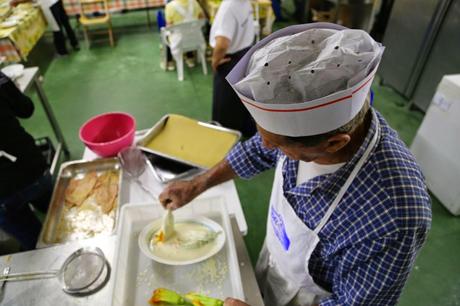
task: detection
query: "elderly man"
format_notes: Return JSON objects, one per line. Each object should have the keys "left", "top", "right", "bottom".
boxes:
{"left": 160, "top": 23, "right": 431, "bottom": 306}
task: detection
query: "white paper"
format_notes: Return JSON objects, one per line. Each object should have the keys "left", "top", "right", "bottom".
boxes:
{"left": 235, "top": 28, "right": 383, "bottom": 104}
{"left": 226, "top": 23, "right": 383, "bottom": 137}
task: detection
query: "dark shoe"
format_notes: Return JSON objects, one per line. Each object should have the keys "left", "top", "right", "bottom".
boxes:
{"left": 55, "top": 52, "right": 69, "bottom": 58}
{"left": 72, "top": 45, "right": 80, "bottom": 51}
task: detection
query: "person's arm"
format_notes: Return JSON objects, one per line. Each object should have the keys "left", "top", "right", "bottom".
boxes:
{"left": 9, "top": 0, "right": 32, "bottom": 7}
{"left": 159, "top": 158, "right": 236, "bottom": 209}
{"left": 319, "top": 228, "right": 428, "bottom": 306}
{"left": 0, "top": 73, "right": 34, "bottom": 118}
{"left": 159, "top": 133, "right": 280, "bottom": 209}
{"left": 194, "top": 0, "right": 205, "bottom": 19}
{"left": 211, "top": 36, "right": 231, "bottom": 72}
{"left": 224, "top": 298, "right": 250, "bottom": 306}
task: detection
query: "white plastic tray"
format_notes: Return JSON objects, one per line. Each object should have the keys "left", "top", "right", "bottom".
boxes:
{"left": 110, "top": 197, "right": 245, "bottom": 306}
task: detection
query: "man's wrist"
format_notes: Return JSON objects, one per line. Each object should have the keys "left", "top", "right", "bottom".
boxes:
{"left": 191, "top": 172, "right": 211, "bottom": 196}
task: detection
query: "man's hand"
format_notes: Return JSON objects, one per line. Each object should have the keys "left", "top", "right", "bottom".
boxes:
{"left": 224, "top": 298, "right": 250, "bottom": 306}
{"left": 158, "top": 159, "right": 237, "bottom": 210}
{"left": 212, "top": 57, "right": 231, "bottom": 71}
{"left": 212, "top": 36, "right": 231, "bottom": 72}
{"left": 159, "top": 179, "right": 203, "bottom": 210}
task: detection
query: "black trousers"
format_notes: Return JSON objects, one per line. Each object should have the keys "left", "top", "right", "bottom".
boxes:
{"left": 212, "top": 47, "right": 256, "bottom": 138}
{"left": 0, "top": 173, "right": 52, "bottom": 251}
{"left": 50, "top": 0, "right": 78, "bottom": 54}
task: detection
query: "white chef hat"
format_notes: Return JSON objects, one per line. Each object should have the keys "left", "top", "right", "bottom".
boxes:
{"left": 226, "top": 23, "right": 385, "bottom": 137}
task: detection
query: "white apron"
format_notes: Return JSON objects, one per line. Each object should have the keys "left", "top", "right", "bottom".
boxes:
{"left": 256, "top": 111, "right": 380, "bottom": 306}
{"left": 39, "top": 0, "right": 60, "bottom": 32}
{"left": 169, "top": 0, "right": 195, "bottom": 54}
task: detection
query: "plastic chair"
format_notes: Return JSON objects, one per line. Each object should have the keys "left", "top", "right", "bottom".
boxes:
{"left": 79, "top": 0, "right": 114, "bottom": 48}
{"left": 160, "top": 19, "right": 208, "bottom": 81}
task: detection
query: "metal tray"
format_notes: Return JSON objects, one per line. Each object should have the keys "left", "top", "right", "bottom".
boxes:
{"left": 137, "top": 114, "right": 241, "bottom": 178}
{"left": 110, "top": 197, "right": 244, "bottom": 306}
{"left": 37, "top": 158, "right": 123, "bottom": 248}
{"left": 141, "top": 149, "right": 202, "bottom": 184}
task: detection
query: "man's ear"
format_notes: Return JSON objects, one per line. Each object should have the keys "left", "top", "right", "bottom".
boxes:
{"left": 324, "top": 134, "right": 351, "bottom": 153}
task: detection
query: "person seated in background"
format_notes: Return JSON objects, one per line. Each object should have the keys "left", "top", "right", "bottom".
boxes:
{"left": 0, "top": 72, "right": 53, "bottom": 251}
{"left": 163, "top": 0, "right": 205, "bottom": 70}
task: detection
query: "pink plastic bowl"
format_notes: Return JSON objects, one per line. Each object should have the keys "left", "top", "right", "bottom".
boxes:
{"left": 79, "top": 112, "right": 136, "bottom": 157}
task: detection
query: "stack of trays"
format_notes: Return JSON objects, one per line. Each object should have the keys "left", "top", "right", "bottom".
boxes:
{"left": 137, "top": 114, "right": 241, "bottom": 183}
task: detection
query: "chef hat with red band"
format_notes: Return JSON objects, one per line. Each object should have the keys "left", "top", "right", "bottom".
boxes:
{"left": 226, "top": 23, "right": 384, "bottom": 137}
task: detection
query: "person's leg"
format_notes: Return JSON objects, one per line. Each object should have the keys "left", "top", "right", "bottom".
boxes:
{"left": 50, "top": 1, "right": 69, "bottom": 54}
{"left": 272, "top": 0, "right": 284, "bottom": 21}
{"left": 213, "top": 60, "right": 256, "bottom": 137}
{"left": 293, "top": 0, "right": 308, "bottom": 23}
{"left": 185, "top": 51, "right": 196, "bottom": 68}
{"left": 29, "top": 173, "right": 53, "bottom": 214}
{"left": 166, "top": 47, "right": 175, "bottom": 70}
{"left": 212, "top": 66, "right": 226, "bottom": 123}
{"left": 167, "top": 47, "right": 173, "bottom": 62}
{"left": 0, "top": 173, "right": 53, "bottom": 250}
{"left": 55, "top": 0, "right": 79, "bottom": 49}
{"left": 52, "top": 30, "right": 68, "bottom": 55}
{"left": 0, "top": 197, "right": 43, "bottom": 251}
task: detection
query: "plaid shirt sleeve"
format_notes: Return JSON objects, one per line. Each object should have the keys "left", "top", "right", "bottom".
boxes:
{"left": 320, "top": 228, "right": 429, "bottom": 306}
{"left": 226, "top": 133, "right": 279, "bottom": 179}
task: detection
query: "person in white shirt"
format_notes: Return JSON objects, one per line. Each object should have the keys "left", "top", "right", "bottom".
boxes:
{"left": 209, "top": 0, "right": 256, "bottom": 137}
{"left": 11, "top": 0, "right": 79, "bottom": 55}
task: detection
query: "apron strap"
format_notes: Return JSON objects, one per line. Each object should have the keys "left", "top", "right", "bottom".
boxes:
{"left": 0, "top": 150, "right": 17, "bottom": 162}
{"left": 314, "top": 110, "right": 381, "bottom": 234}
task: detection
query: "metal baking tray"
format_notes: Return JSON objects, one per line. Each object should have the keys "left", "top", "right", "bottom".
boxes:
{"left": 110, "top": 197, "right": 244, "bottom": 305}
{"left": 141, "top": 149, "right": 202, "bottom": 183}
{"left": 37, "top": 158, "right": 123, "bottom": 248}
{"left": 137, "top": 114, "right": 241, "bottom": 182}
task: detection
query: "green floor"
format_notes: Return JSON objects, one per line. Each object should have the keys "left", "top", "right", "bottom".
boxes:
{"left": 20, "top": 12, "right": 460, "bottom": 306}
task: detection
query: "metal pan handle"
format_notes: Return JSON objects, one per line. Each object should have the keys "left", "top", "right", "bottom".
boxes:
{"left": 0, "top": 270, "right": 59, "bottom": 282}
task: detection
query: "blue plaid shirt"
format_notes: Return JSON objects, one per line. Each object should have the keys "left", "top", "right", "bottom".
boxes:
{"left": 227, "top": 110, "right": 431, "bottom": 306}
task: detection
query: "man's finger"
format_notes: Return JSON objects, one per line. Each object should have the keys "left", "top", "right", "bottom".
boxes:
{"left": 219, "top": 57, "right": 231, "bottom": 65}
{"left": 224, "top": 298, "right": 250, "bottom": 306}
{"left": 159, "top": 189, "right": 173, "bottom": 208}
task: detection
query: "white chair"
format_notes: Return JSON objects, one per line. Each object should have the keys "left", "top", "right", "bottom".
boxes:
{"left": 160, "top": 19, "right": 208, "bottom": 81}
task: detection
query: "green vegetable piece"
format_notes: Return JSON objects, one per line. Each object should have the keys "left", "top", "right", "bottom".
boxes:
{"left": 184, "top": 293, "right": 224, "bottom": 306}
{"left": 149, "top": 288, "right": 186, "bottom": 305}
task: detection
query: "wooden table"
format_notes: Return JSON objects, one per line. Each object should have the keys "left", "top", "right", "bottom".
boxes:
{"left": 0, "top": 5, "right": 47, "bottom": 63}
{"left": 63, "top": 0, "right": 165, "bottom": 16}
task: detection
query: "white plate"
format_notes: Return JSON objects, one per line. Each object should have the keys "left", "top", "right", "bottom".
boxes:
{"left": 0, "top": 19, "right": 17, "bottom": 28}
{"left": 138, "top": 215, "right": 226, "bottom": 265}
{"left": 1, "top": 63, "right": 24, "bottom": 80}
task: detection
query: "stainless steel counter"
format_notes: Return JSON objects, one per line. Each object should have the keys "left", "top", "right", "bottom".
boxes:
{"left": 0, "top": 218, "right": 263, "bottom": 306}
